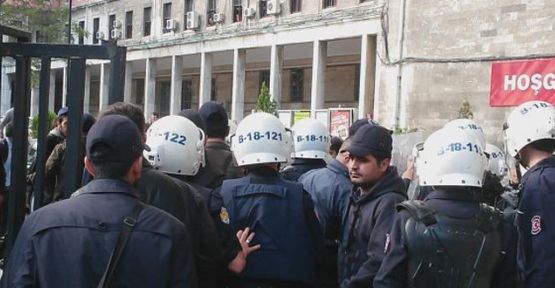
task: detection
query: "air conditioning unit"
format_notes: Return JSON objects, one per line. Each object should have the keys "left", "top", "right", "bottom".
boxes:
{"left": 267, "top": 0, "right": 281, "bottom": 15}
{"left": 165, "top": 19, "right": 177, "bottom": 31}
{"left": 112, "top": 20, "right": 122, "bottom": 29}
{"left": 243, "top": 7, "right": 256, "bottom": 18}
{"left": 186, "top": 11, "right": 200, "bottom": 29}
{"left": 110, "top": 29, "right": 122, "bottom": 39}
{"left": 95, "top": 31, "right": 105, "bottom": 40}
{"left": 213, "top": 13, "right": 224, "bottom": 23}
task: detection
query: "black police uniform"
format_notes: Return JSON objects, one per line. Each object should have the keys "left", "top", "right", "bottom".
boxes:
{"left": 516, "top": 156, "right": 555, "bottom": 287}
{"left": 211, "top": 166, "right": 322, "bottom": 287}
{"left": 374, "top": 189, "right": 518, "bottom": 288}
{"left": 137, "top": 162, "right": 223, "bottom": 288}
{"left": 281, "top": 158, "right": 327, "bottom": 182}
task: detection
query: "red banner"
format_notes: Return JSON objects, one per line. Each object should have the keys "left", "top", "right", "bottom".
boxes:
{"left": 490, "top": 59, "right": 555, "bottom": 106}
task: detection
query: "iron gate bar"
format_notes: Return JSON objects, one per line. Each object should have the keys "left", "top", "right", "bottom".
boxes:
{"left": 32, "top": 57, "right": 52, "bottom": 211}
{"left": 5, "top": 56, "right": 32, "bottom": 258}
{"left": 63, "top": 58, "right": 86, "bottom": 199}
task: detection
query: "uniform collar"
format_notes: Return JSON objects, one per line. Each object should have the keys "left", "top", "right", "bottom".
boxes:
{"left": 79, "top": 178, "right": 139, "bottom": 198}
{"left": 424, "top": 188, "right": 479, "bottom": 203}
{"left": 328, "top": 159, "right": 349, "bottom": 177}
{"left": 205, "top": 140, "right": 230, "bottom": 150}
{"left": 522, "top": 155, "right": 555, "bottom": 184}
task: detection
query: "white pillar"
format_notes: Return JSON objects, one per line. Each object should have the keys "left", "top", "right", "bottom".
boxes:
{"left": 0, "top": 70, "right": 11, "bottom": 114}
{"left": 270, "top": 45, "right": 283, "bottom": 108}
{"left": 144, "top": 58, "right": 157, "bottom": 119}
{"left": 99, "top": 63, "right": 110, "bottom": 111}
{"left": 358, "top": 35, "right": 377, "bottom": 119}
{"left": 62, "top": 65, "right": 68, "bottom": 106}
{"left": 30, "top": 86, "right": 39, "bottom": 117}
{"left": 124, "top": 62, "right": 133, "bottom": 103}
{"left": 48, "top": 70, "right": 55, "bottom": 112}
{"left": 231, "top": 49, "right": 246, "bottom": 121}
{"left": 198, "top": 52, "right": 212, "bottom": 108}
{"left": 170, "top": 55, "right": 183, "bottom": 115}
{"left": 310, "top": 40, "right": 327, "bottom": 116}
{"left": 83, "top": 66, "right": 91, "bottom": 113}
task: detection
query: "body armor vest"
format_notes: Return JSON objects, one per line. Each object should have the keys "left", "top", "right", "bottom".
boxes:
{"left": 399, "top": 200, "right": 502, "bottom": 288}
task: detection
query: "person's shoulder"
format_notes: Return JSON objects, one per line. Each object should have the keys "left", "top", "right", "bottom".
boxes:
{"left": 139, "top": 204, "right": 187, "bottom": 236}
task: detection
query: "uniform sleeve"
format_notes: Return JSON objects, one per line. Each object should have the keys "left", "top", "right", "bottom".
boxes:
{"left": 169, "top": 227, "right": 199, "bottom": 288}
{"left": 1, "top": 219, "right": 37, "bottom": 288}
{"left": 209, "top": 187, "right": 241, "bottom": 266}
{"left": 302, "top": 190, "right": 324, "bottom": 249}
{"left": 373, "top": 211, "right": 411, "bottom": 288}
{"left": 331, "top": 178, "right": 352, "bottom": 240}
{"left": 194, "top": 193, "right": 224, "bottom": 288}
{"left": 491, "top": 217, "right": 518, "bottom": 288}
{"left": 516, "top": 171, "right": 555, "bottom": 287}
{"left": 342, "top": 195, "right": 404, "bottom": 288}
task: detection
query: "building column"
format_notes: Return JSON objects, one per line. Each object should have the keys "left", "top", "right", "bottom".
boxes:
{"left": 62, "top": 65, "right": 68, "bottom": 106}
{"left": 124, "top": 62, "right": 133, "bottom": 103}
{"left": 30, "top": 86, "right": 39, "bottom": 117}
{"left": 310, "top": 40, "right": 327, "bottom": 116}
{"left": 231, "top": 49, "right": 246, "bottom": 121}
{"left": 83, "top": 66, "right": 91, "bottom": 113}
{"left": 99, "top": 63, "right": 110, "bottom": 111}
{"left": 270, "top": 45, "right": 283, "bottom": 108}
{"left": 358, "top": 35, "right": 377, "bottom": 119}
{"left": 144, "top": 58, "right": 157, "bottom": 119}
{"left": 48, "top": 70, "right": 55, "bottom": 112}
{"left": 198, "top": 52, "right": 212, "bottom": 108}
{"left": 170, "top": 55, "right": 183, "bottom": 115}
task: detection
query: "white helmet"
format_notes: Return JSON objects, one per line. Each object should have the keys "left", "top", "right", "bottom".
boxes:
{"left": 232, "top": 112, "right": 291, "bottom": 166}
{"left": 484, "top": 143, "right": 507, "bottom": 178}
{"left": 443, "top": 118, "right": 486, "bottom": 148}
{"left": 144, "top": 115, "right": 205, "bottom": 176}
{"left": 291, "top": 118, "right": 330, "bottom": 159}
{"left": 504, "top": 100, "right": 555, "bottom": 157}
{"left": 419, "top": 127, "right": 487, "bottom": 187}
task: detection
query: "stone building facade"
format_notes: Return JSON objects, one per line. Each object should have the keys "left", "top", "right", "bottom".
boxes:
{"left": 2, "top": 0, "right": 555, "bottom": 143}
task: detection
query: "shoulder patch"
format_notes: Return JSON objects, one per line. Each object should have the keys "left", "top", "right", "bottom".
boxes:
{"left": 220, "top": 207, "right": 230, "bottom": 225}
{"left": 531, "top": 215, "right": 542, "bottom": 235}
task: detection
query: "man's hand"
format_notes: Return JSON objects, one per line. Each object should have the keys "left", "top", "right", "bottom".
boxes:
{"left": 227, "top": 227, "right": 261, "bottom": 273}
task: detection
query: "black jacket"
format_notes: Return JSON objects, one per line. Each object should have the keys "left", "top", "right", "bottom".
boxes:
{"left": 281, "top": 158, "right": 327, "bottom": 182}
{"left": 137, "top": 162, "right": 223, "bottom": 288}
{"left": 338, "top": 166, "right": 407, "bottom": 288}
{"left": 192, "top": 141, "right": 243, "bottom": 189}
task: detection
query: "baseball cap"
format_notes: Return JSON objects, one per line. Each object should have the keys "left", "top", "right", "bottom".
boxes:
{"left": 347, "top": 124, "right": 393, "bottom": 158}
{"left": 86, "top": 115, "right": 146, "bottom": 163}
{"left": 57, "top": 107, "right": 69, "bottom": 117}
{"left": 199, "top": 101, "right": 229, "bottom": 137}
{"left": 178, "top": 109, "right": 206, "bottom": 132}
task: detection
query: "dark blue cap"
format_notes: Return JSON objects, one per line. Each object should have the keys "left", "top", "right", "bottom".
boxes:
{"left": 199, "top": 101, "right": 228, "bottom": 137}
{"left": 86, "top": 115, "right": 145, "bottom": 163}
{"left": 57, "top": 107, "right": 69, "bottom": 117}
{"left": 347, "top": 124, "right": 393, "bottom": 158}
{"left": 178, "top": 109, "right": 206, "bottom": 132}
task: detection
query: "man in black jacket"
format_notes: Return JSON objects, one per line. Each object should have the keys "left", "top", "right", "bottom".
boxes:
{"left": 99, "top": 102, "right": 223, "bottom": 287}
{"left": 338, "top": 124, "right": 407, "bottom": 288}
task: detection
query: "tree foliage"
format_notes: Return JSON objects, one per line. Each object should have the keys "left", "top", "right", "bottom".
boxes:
{"left": 0, "top": 0, "right": 69, "bottom": 44}
{"left": 255, "top": 82, "right": 277, "bottom": 115}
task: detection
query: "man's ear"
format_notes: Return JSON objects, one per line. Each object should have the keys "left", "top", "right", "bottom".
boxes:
{"left": 84, "top": 156, "right": 95, "bottom": 177}
{"left": 380, "top": 158, "right": 391, "bottom": 173}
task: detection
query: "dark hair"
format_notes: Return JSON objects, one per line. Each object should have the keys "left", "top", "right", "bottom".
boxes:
{"left": 4, "top": 123, "right": 13, "bottom": 138}
{"left": 57, "top": 114, "right": 68, "bottom": 125}
{"left": 370, "top": 152, "right": 389, "bottom": 164}
{"left": 89, "top": 143, "right": 134, "bottom": 180}
{"left": 480, "top": 171, "right": 504, "bottom": 206}
{"left": 100, "top": 102, "right": 145, "bottom": 133}
{"left": 330, "top": 136, "right": 343, "bottom": 154}
{"left": 528, "top": 139, "right": 555, "bottom": 154}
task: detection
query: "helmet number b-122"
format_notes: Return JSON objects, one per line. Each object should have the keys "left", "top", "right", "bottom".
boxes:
{"left": 163, "top": 131, "right": 187, "bottom": 145}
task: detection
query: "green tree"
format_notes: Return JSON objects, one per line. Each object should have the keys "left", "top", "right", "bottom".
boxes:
{"left": 30, "top": 111, "right": 56, "bottom": 138}
{"left": 255, "top": 82, "right": 277, "bottom": 115}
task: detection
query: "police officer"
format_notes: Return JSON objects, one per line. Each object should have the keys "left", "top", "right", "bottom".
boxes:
{"left": 144, "top": 115, "right": 224, "bottom": 288}
{"left": 1, "top": 115, "right": 196, "bottom": 287}
{"left": 212, "top": 112, "right": 321, "bottom": 287}
{"left": 504, "top": 100, "right": 555, "bottom": 287}
{"left": 373, "top": 124, "right": 517, "bottom": 288}
{"left": 299, "top": 138, "right": 352, "bottom": 288}
{"left": 281, "top": 118, "right": 330, "bottom": 181}
{"left": 338, "top": 124, "right": 407, "bottom": 288}
{"left": 193, "top": 102, "right": 243, "bottom": 189}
